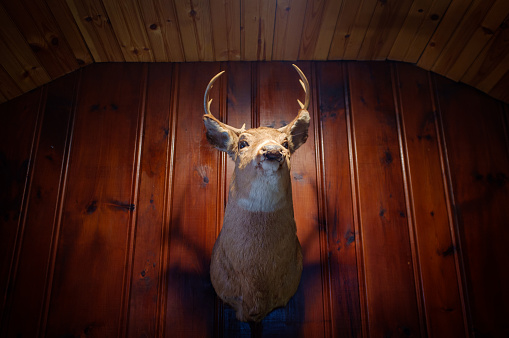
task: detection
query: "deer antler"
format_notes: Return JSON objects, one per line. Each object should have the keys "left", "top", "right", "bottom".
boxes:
{"left": 292, "top": 64, "right": 310, "bottom": 110}
{"left": 203, "top": 70, "right": 246, "bottom": 134}
{"left": 204, "top": 70, "right": 225, "bottom": 116}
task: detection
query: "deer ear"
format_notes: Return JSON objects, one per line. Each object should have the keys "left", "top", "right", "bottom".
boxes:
{"left": 203, "top": 114, "right": 239, "bottom": 156}
{"left": 279, "top": 110, "right": 310, "bottom": 152}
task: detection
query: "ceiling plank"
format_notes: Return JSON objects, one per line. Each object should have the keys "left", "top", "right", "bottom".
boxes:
{"left": 210, "top": 0, "right": 241, "bottom": 61}
{"left": 102, "top": 0, "right": 154, "bottom": 62}
{"left": 431, "top": 0, "right": 497, "bottom": 77}
{"left": 137, "top": 0, "right": 185, "bottom": 62}
{"left": 174, "top": 0, "right": 214, "bottom": 61}
{"left": 342, "top": 0, "right": 378, "bottom": 60}
{"left": 417, "top": 0, "right": 474, "bottom": 70}
{"left": 299, "top": 0, "right": 342, "bottom": 60}
{"left": 389, "top": 0, "right": 451, "bottom": 62}
{"left": 328, "top": 0, "right": 364, "bottom": 59}
{"left": 461, "top": 15, "right": 509, "bottom": 91}
{"left": 0, "top": 5, "right": 51, "bottom": 92}
{"left": 272, "top": 0, "right": 307, "bottom": 60}
{"left": 0, "top": 0, "right": 80, "bottom": 78}
{"left": 356, "top": 0, "right": 414, "bottom": 60}
{"left": 65, "top": 0, "right": 124, "bottom": 62}
{"left": 241, "top": 0, "right": 276, "bottom": 61}
{"left": 46, "top": 0, "right": 94, "bottom": 66}
{"left": 444, "top": 0, "right": 509, "bottom": 81}
{"left": 402, "top": 0, "right": 451, "bottom": 63}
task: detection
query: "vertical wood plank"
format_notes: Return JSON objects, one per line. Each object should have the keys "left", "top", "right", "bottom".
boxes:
{"left": 435, "top": 74, "right": 509, "bottom": 337}
{"left": 489, "top": 69, "right": 509, "bottom": 103}
{"left": 316, "top": 62, "right": 362, "bottom": 337}
{"left": 0, "top": 65, "right": 23, "bottom": 101}
{"left": 163, "top": 63, "right": 220, "bottom": 337}
{"left": 348, "top": 62, "right": 421, "bottom": 336}
{"left": 2, "top": 72, "right": 78, "bottom": 338}
{"left": 44, "top": 63, "right": 144, "bottom": 337}
{"left": 0, "top": 89, "right": 42, "bottom": 328}
{"left": 126, "top": 64, "right": 173, "bottom": 337}
{"left": 395, "top": 63, "right": 467, "bottom": 337}
{"left": 257, "top": 62, "right": 325, "bottom": 337}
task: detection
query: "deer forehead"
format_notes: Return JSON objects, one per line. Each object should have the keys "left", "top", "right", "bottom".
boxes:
{"left": 240, "top": 128, "right": 287, "bottom": 145}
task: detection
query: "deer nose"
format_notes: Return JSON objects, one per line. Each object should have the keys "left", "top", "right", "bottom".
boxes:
{"left": 262, "top": 145, "right": 283, "bottom": 161}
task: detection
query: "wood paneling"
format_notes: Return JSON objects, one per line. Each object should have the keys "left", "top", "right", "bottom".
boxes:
{"left": 1, "top": 0, "right": 509, "bottom": 105}
{"left": 2, "top": 72, "right": 77, "bottom": 337}
{"left": 1, "top": 61, "right": 508, "bottom": 337}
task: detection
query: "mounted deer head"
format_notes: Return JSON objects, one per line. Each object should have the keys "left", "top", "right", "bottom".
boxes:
{"left": 204, "top": 64, "right": 310, "bottom": 325}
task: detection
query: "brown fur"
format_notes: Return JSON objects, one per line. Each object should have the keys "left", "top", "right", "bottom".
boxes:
{"left": 204, "top": 109, "right": 310, "bottom": 322}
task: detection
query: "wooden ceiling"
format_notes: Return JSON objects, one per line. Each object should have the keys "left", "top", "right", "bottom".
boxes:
{"left": 0, "top": 0, "right": 508, "bottom": 105}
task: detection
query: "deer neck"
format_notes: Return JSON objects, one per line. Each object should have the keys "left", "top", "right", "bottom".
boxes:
{"left": 228, "top": 167, "right": 293, "bottom": 213}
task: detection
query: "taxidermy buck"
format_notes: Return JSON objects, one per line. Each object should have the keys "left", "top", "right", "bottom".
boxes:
{"left": 203, "top": 65, "right": 310, "bottom": 325}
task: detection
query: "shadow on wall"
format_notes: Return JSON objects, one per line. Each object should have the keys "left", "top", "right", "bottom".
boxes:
{"left": 162, "top": 175, "right": 324, "bottom": 337}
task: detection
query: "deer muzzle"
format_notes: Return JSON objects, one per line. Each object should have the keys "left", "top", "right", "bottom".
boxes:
{"left": 262, "top": 144, "right": 284, "bottom": 162}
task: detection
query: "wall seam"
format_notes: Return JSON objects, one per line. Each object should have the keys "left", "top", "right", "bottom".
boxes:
{"left": 118, "top": 63, "right": 149, "bottom": 338}
{"left": 344, "top": 62, "right": 368, "bottom": 338}
{"left": 157, "top": 62, "right": 179, "bottom": 338}
{"left": 0, "top": 85, "right": 46, "bottom": 335}
{"left": 391, "top": 63, "right": 428, "bottom": 337}
{"left": 39, "top": 68, "right": 82, "bottom": 337}
{"left": 429, "top": 72, "right": 471, "bottom": 337}
{"left": 311, "top": 61, "right": 333, "bottom": 338}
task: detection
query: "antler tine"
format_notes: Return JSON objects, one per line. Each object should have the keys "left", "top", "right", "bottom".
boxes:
{"left": 292, "top": 64, "right": 310, "bottom": 111}
{"left": 204, "top": 70, "right": 225, "bottom": 116}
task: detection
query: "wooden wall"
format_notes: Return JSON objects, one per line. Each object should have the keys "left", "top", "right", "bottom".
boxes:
{"left": 0, "top": 61, "right": 508, "bottom": 337}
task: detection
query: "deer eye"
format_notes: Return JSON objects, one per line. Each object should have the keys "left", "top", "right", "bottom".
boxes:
{"left": 282, "top": 141, "right": 289, "bottom": 149}
{"left": 239, "top": 140, "right": 249, "bottom": 149}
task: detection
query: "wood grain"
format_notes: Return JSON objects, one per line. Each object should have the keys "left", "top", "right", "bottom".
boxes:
{"left": 395, "top": 63, "right": 467, "bottom": 336}
{"left": 241, "top": 0, "right": 276, "bottom": 61}
{"left": 44, "top": 63, "right": 144, "bottom": 337}
{"left": 1, "top": 61, "right": 508, "bottom": 337}
{"left": 316, "top": 62, "right": 362, "bottom": 337}
{"left": 0, "top": 89, "right": 42, "bottom": 332}
{"left": 348, "top": 62, "right": 421, "bottom": 336}
{"left": 0, "top": 0, "right": 79, "bottom": 78}
{"left": 272, "top": 0, "right": 307, "bottom": 60}
{"left": 163, "top": 63, "right": 220, "bottom": 337}
{"left": 356, "top": 0, "right": 413, "bottom": 60}
{"left": 65, "top": 0, "right": 124, "bottom": 62}
{"left": 126, "top": 63, "right": 173, "bottom": 337}
{"left": 2, "top": 73, "right": 77, "bottom": 338}
{"left": 102, "top": 0, "right": 153, "bottom": 62}
{"left": 435, "top": 73, "right": 509, "bottom": 337}
{"left": 417, "top": 0, "right": 475, "bottom": 70}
